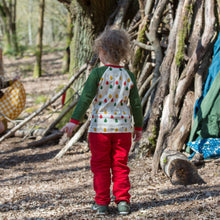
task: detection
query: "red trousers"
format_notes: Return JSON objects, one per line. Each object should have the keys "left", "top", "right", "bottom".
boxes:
{"left": 89, "top": 132, "right": 131, "bottom": 205}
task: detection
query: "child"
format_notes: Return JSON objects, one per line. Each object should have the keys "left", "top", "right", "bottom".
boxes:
{"left": 61, "top": 28, "right": 143, "bottom": 215}
{"left": 0, "top": 76, "right": 19, "bottom": 134}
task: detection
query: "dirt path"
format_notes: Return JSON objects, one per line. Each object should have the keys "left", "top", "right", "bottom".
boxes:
{"left": 0, "top": 53, "right": 219, "bottom": 219}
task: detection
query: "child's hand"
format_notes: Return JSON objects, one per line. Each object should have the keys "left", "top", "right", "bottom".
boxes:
{"left": 133, "top": 130, "right": 142, "bottom": 142}
{"left": 61, "top": 122, "right": 77, "bottom": 137}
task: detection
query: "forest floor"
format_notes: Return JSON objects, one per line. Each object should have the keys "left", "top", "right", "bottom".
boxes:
{"left": 0, "top": 51, "right": 219, "bottom": 220}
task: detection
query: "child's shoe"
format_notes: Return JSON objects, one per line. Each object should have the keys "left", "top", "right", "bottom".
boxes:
{"left": 91, "top": 202, "right": 109, "bottom": 215}
{"left": 117, "top": 201, "right": 131, "bottom": 215}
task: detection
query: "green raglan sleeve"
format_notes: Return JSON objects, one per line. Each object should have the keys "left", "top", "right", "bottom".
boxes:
{"left": 71, "top": 68, "right": 100, "bottom": 122}
{"left": 127, "top": 70, "right": 143, "bottom": 129}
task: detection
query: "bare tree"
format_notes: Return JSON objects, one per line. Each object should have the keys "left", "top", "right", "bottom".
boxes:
{"left": 33, "top": 0, "right": 45, "bottom": 78}
{"left": 0, "top": 0, "right": 18, "bottom": 54}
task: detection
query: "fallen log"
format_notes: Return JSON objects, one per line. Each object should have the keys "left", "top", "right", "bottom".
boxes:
{"left": 27, "top": 131, "right": 63, "bottom": 148}
{"left": 13, "top": 128, "right": 46, "bottom": 138}
{"left": 160, "top": 149, "right": 205, "bottom": 185}
{"left": 153, "top": 92, "right": 205, "bottom": 186}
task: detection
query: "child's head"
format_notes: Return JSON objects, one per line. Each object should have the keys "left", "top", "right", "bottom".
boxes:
{"left": 94, "top": 27, "right": 130, "bottom": 65}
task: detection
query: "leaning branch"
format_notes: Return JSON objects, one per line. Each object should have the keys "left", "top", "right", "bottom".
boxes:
{"left": 43, "top": 97, "right": 79, "bottom": 136}
{"left": 54, "top": 118, "right": 90, "bottom": 159}
{"left": 0, "top": 63, "right": 87, "bottom": 143}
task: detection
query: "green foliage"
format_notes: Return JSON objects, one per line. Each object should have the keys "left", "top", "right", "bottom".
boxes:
{"left": 163, "top": 157, "right": 167, "bottom": 164}
{"left": 35, "top": 95, "right": 48, "bottom": 104}
{"left": 148, "top": 126, "right": 157, "bottom": 150}
{"left": 3, "top": 47, "right": 15, "bottom": 56}
{"left": 0, "top": 0, "right": 68, "bottom": 57}
{"left": 24, "top": 106, "right": 39, "bottom": 113}
{"left": 16, "top": 0, "right": 68, "bottom": 47}
{"left": 19, "top": 64, "right": 34, "bottom": 78}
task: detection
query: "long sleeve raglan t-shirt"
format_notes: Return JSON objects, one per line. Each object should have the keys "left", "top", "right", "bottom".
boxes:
{"left": 70, "top": 65, "right": 143, "bottom": 133}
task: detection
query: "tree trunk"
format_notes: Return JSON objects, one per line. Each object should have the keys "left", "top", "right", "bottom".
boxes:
{"left": 33, "top": 0, "right": 45, "bottom": 78}
{"left": 0, "top": 48, "right": 4, "bottom": 76}
{"left": 62, "top": 11, "right": 73, "bottom": 74}
{"left": 10, "top": 0, "right": 18, "bottom": 53}
{"left": 0, "top": 0, "right": 18, "bottom": 54}
{"left": 28, "top": 0, "right": 33, "bottom": 45}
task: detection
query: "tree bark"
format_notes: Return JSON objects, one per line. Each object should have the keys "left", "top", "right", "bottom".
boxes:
{"left": 151, "top": 0, "right": 216, "bottom": 174}
{"left": 167, "top": 91, "right": 194, "bottom": 152}
{"left": 62, "top": 11, "right": 73, "bottom": 74}
{"left": 0, "top": 48, "right": 4, "bottom": 76}
{"left": 33, "top": 0, "right": 45, "bottom": 78}
{"left": 160, "top": 149, "right": 205, "bottom": 185}
{"left": 175, "top": 0, "right": 216, "bottom": 108}
{"left": 0, "top": 0, "right": 18, "bottom": 54}
{"left": 141, "top": 0, "right": 184, "bottom": 151}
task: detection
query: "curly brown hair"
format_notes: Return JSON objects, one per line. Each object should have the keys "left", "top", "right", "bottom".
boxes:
{"left": 93, "top": 27, "right": 130, "bottom": 64}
